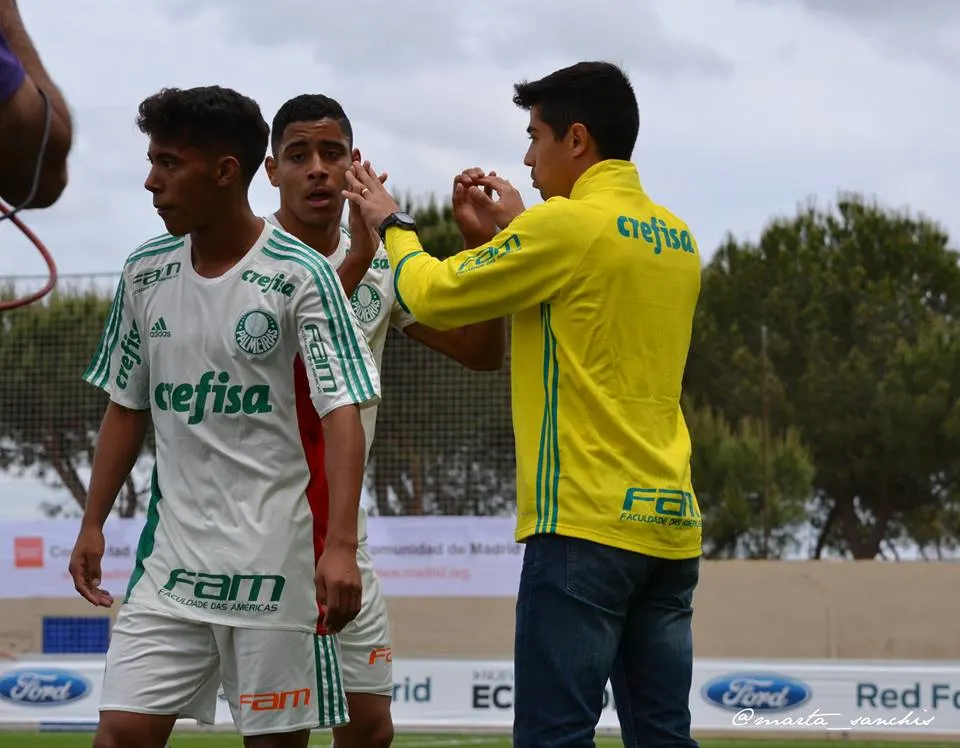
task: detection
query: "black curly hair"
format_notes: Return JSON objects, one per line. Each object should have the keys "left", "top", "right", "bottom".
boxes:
{"left": 136, "top": 85, "right": 269, "bottom": 187}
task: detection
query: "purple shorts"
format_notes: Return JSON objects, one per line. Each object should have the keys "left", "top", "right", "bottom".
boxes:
{"left": 0, "top": 30, "right": 26, "bottom": 102}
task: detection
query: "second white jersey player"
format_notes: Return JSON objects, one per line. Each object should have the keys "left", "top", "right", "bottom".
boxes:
{"left": 267, "top": 212, "right": 410, "bottom": 695}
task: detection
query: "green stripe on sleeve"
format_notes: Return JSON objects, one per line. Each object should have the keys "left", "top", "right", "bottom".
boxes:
{"left": 124, "top": 236, "right": 183, "bottom": 266}
{"left": 393, "top": 250, "right": 424, "bottom": 314}
{"left": 263, "top": 236, "right": 376, "bottom": 403}
{"left": 267, "top": 234, "right": 376, "bottom": 398}
{"left": 83, "top": 277, "right": 125, "bottom": 387}
{"left": 261, "top": 243, "right": 362, "bottom": 403}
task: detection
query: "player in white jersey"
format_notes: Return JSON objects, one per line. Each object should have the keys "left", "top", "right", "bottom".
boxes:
{"left": 67, "top": 86, "right": 381, "bottom": 748}
{"left": 262, "top": 94, "right": 507, "bottom": 748}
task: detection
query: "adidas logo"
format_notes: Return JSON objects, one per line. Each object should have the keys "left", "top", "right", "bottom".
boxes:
{"left": 150, "top": 317, "right": 171, "bottom": 338}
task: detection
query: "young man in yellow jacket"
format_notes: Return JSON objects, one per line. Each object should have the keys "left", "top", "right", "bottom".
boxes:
{"left": 345, "top": 61, "right": 703, "bottom": 748}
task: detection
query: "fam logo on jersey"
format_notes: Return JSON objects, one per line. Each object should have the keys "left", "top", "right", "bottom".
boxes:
{"left": 131, "top": 261, "right": 181, "bottom": 295}
{"left": 160, "top": 569, "right": 285, "bottom": 614}
{"left": 351, "top": 283, "right": 382, "bottom": 324}
{"left": 235, "top": 309, "right": 281, "bottom": 356}
{"left": 620, "top": 486, "right": 702, "bottom": 530}
{"left": 457, "top": 233, "right": 520, "bottom": 275}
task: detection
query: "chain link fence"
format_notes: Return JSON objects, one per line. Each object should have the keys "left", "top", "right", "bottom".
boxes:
{"left": 0, "top": 273, "right": 516, "bottom": 518}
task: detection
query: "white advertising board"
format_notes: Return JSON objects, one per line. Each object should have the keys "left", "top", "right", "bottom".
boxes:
{"left": 0, "top": 517, "right": 523, "bottom": 599}
{"left": 2, "top": 656, "right": 959, "bottom": 738}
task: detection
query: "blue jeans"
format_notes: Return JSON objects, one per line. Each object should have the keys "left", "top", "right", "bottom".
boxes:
{"left": 513, "top": 534, "right": 700, "bottom": 747}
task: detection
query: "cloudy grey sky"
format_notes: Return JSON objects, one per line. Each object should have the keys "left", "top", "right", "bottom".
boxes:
{"left": 1, "top": 0, "right": 957, "bottom": 283}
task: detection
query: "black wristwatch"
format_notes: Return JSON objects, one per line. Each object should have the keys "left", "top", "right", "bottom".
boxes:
{"left": 378, "top": 212, "right": 417, "bottom": 243}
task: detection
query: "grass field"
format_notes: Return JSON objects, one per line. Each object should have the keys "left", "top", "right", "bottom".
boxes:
{"left": 0, "top": 733, "right": 950, "bottom": 748}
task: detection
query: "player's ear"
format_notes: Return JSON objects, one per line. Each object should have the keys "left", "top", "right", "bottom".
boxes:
{"left": 265, "top": 156, "right": 280, "bottom": 187}
{"left": 215, "top": 156, "right": 242, "bottom": 187}
{"left": 568, "top": 123, "right": 589, "bottom": 159}
{"left": 351, "top": 148, "right": 361, "bottom": 164}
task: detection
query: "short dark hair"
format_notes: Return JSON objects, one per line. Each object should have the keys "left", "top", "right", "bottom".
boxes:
{"left": 513, "top": 61, "right": 639, "bottom": 162}
{"left": 271, "top": 94, "right": 353, "bottom": 155}
{"left": 136, "top": 85, "right": 269, "bottom": 187}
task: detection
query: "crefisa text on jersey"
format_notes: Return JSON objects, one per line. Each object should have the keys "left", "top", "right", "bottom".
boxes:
{"left": 616, "top": 215, "right": 697, "bottom": 255}
{"left": 153, "top": 371, "right": 272, "bottom": 425}
{"left": 241, "top": 269, "right": 297, "bottom": 297}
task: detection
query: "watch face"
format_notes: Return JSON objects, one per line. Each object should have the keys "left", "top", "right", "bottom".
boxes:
{"left": 379, "top": 212, "right": 416, "bottom": 239}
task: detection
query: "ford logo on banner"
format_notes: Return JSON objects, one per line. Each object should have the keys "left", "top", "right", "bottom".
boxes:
{"left": 0, "top": 668, "right": 91, "bottom": 706}
{"left": 701, "top": 673, "right": 811, "bottom": 712}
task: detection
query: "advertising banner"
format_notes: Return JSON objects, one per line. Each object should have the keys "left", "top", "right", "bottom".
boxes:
{"left": 365, "top": 516, "right": 522, "bottom": 597}
{"left": 0, "top": 520, "right": 143, "bottom": 600}
{"left": 0, "top": 517, "right": 524, "bottom": 599}
{"left": 2, "top": 656, "right": 958, "bottom": 738}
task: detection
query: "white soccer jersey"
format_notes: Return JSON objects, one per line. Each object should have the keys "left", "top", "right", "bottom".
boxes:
{"left": 83, "top": 221, "right": 381, "bottom": 633}
{"left": 265, "top": 214, "right": 416, "bottom": 462}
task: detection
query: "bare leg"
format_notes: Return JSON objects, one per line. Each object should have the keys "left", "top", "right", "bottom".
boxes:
{"left": 331, "top": 692, "right": 394, "bottom": 748}
{"left": 243, "top": 728, "right": 311, "bottom": 748}
{"left": 92, "top": 710, "right": 178, "bottom": 748}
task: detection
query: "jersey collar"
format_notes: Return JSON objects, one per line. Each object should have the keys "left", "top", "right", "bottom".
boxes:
{"left": 265, "top": 212, "right": 350, "bottom": 269}
{"left": 569, "top": 159, "right": 645, "bottom": 201}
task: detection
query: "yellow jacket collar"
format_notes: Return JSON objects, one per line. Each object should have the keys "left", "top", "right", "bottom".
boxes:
{"left": 570, "top": 159, "right": 644, "bottom": 201}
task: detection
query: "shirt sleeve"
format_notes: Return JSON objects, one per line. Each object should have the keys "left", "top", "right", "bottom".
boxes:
{"left": 81, "top": 272, "right": 151, "bottom": 410}
{"left": 383, "top": 201, "right": 590, "bottom": 330}
{"left": 294, "top": 254, "right": 382, "bottom": 419}
{"left": 389, "top": 290, "right": 417, "bottom": 332}
{"left": 0, "top": 32, "right": 26, "bottom": 102}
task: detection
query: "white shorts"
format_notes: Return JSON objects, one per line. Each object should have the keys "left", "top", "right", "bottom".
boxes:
{"left": 100, "top": 605, "right": 348, "bottom": 736}
{"left": 337, "top": 541, "right": 393, "bottom": 696}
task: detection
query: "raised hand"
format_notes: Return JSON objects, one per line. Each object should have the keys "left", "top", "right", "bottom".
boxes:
{"left": 342, "top": 160, "right": 401, "bottom": 232}
{"left": 452, "top": 167, "right": 499, "bottom": 248}
{"left": 469, "top": 173, "right": 526, "bottom": 231}
{"left": 348, "top": 167, "right": 389, "bottom": 258}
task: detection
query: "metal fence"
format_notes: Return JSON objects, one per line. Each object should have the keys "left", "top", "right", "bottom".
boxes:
{"left": 0, "top": 273, "right": 516, "bottom": 518}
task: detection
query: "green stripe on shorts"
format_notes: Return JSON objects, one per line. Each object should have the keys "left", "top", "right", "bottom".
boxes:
{"left": 313, "top": 634, "right": 348, "bottom": 727}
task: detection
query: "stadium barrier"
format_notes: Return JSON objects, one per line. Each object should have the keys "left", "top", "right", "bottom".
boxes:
{"left": 1, "top": 654, "right": 958, "bottom": 739}
{"left": 5, "top": 518, "right": 960, "bottom": 662}
{"left": 1, "top": 516, "right": 524, "bottom": 599}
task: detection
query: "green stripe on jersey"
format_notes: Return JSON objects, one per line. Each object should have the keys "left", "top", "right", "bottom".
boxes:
{"left": 261, "top": 242, "right": 360, "bottom": 402}
{"left": 535, "top": 303, "right": 561, "bottom": 533}
{"left": 125, "top": 465, "right": 163, "bottom": 601}
{"left": 393, "top": 250, "right": 424, "bottom": 315}
{"left": 547, "top": 304, "right": 561, "bottom": 532}
{"left": 83, "top": 276, "right": 126, "bottom": 387}
{"left": 266, "top": 233, "right": 375, "bottom": 398}
{"left": 125, "top": 235, "right": 183, "bottom": 266}
{"left": 267, "top": 232, "right": 375, "bottom": 396}
{"left": 262, "top": 236, "right": 375, "bottom": 403}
